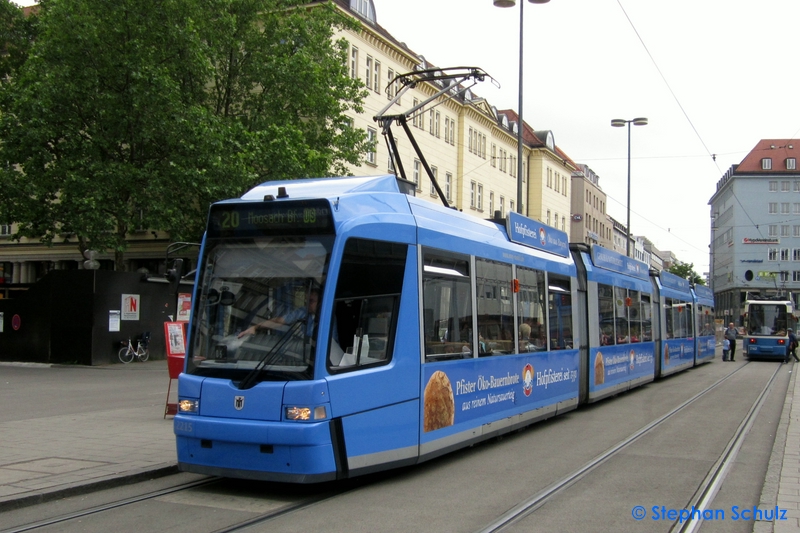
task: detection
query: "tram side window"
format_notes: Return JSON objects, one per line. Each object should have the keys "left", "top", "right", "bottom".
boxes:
{"left": 665, "top": 298, "right": 689, "bottom": 339}
{"left": 328, "top": 238, "right": 407, "bottom": 371}
{"left": 518, "top": 267, "right": 547, "bottom": 352}
{"left": 598, "top": 284, "right": 615, "bottom": 345}
{"left": 422, "top": 249, "right": 474, "bottom": 361}
{"left": 548, "top": 277, "right": 573, "bottom": 350}
{"left": 697, "top": 306, "right": 714, "bottom": 336}
{"left": 615, "top": 286, "right": 630, "bottom": 344}
{"left": 641, "top": 294, "right": 652, "bottom": 341}
{"left": 628, "top": 290, "right": 641, "bottom": 343}
{"left": 476, "top": 259, "right": 514, "bottom": 355}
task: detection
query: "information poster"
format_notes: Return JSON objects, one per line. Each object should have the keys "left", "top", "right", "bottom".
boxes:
{"left": 109, "top": 310, "right": 121, "bottom": 332}
{"left": 164, "top": 322, "right": 186, "bottom": 356}
{"left": 121, "top": 294, "right": 140, "bottom": 320}
{"left": 177, "top": 293, "right": 192, "bottom": 322}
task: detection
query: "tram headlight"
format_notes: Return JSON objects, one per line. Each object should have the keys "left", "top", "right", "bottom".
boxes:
{"left": 179, "top": 399, "right": 199, "bottom": 413}
{"left": 285, "top": 405, "right": 328, "bottom": 421}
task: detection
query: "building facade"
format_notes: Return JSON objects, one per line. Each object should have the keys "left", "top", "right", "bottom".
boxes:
{"left": 709, "top": 139, "right": 800, "bottom": 322}
{"left": 570, "top": 164, "right": 612, "bottom": 248}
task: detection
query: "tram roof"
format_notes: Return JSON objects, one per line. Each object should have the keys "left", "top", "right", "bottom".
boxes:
{"left": 240, "top": 175, "right": 406, "bottom": 201}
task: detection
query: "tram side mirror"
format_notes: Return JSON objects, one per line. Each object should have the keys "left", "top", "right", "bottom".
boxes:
{"left": 206, "top": 288, "right": 220, "bottom": 305}
{"left": 167, "top": 258, "right": 184, "bottom": 294}
{"left": 219, "top": 290, "right": 235, "bottom": 306}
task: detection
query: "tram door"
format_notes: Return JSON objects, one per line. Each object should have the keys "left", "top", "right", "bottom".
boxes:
{"left": 325, "top": 238, "right": 421, "bottom": 472}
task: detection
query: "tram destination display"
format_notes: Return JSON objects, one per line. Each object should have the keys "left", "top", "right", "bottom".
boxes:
{"left": 208, "top": 199, "right": 334, "bottom": 237}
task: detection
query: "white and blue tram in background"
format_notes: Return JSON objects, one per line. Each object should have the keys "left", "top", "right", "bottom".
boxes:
{"left": 743, "top": 297, "right": 797, "bottom": 360}
{"left": 174, "top": 175, "right": 716, "bottom": 483}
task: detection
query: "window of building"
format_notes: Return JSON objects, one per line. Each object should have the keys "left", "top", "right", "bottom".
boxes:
{"left": 412, "top": 99, "right": 420, "bottom": 128}
{"left": 430, "top": 166, "right": 438, "bottom": 197}
{"left": 386, "top": 68, "right": 394, "bottom": 99}
{"left": 783, "top": 181, "right": 792, "bottom": 192}
{"left": 793, "top": 249, "right": 800, "bottom": 261}
{"left": 510, "top": 155, "right": 516, "bottom": 178}
{"left": 782, "top": 202, "right": 791, "bottom": 214}
{"left": 477, "top": 184, "right": 483, "bottom": 211}
{"left": 770, "top": 181, "right": 778, "bottom": 192}
{"left": 780, "top": 271, "right": 790, "bottom": 282}
{"left": 782, "top": 248, "right": 790, "bottom": 261}
{"left": 788, "top": 158, "right": 797, "bottom": 170}
{"left": 365, "top": 56, "right": 372, "bottom": 91}
{"left": 445, "top": 172, "right": 452, "bottom": 201}
{"left": 489, "top": 191, "right": 494, "bottom": 215}
{"left": 547, "top": 210, "right": 551, "bottom": 226}
{"left": 769, "top": 202, "right": 778, "bottom": 214}
{"left": 491, "top": 144, "right": 497, "bottom": 167}
{"left": 445, "top": 117, "right": 450, "bottom": 144}
{"left": 771, "top": 248, "right": 780, "bottom": 260}
{"left": 795, "top": 226, "right": 800, "bottom": 237}
{"left": 448, "top": 117, "right": 455, "bottom": 145}
{"left": 763, "top": 158, "right": 773, "bottom": 170}
{"left": 500, "top": 196, "right": 505, "bottom": 218}
{"left": 350, "top": 46, "right": 358, "bottom": 79}
{"left": 769, "top": 225, "right": 778, "bottom": 237}
{"left": 794, "top": 271, "right": 800, "bottom": 282}
{"left": 470, "top": 181, "right": 476, "bottom": 208}
{"left": 373, "top": 61, "right": 381, "bottom": 93}
{"left": 413, "top": 159, "right": 421, "bottom": 187}
{"left": 0, "top": 224, "right": 10, "bottom": 236}
{"left": 366, "top": 127, "right": 377, "bottom": 165}
{"left": 783, "top": 225, "right": 791, "bottom": 237}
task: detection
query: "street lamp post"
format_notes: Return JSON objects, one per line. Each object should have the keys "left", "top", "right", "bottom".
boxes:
{"left": 494, "top": 0, "right": 550, "bottom": 214}
{"left": 611, "top": 117, "right": 648, "bottom": 258}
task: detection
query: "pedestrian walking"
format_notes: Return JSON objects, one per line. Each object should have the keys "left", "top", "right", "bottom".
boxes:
{"left": 786, "top": 328, "right": 799, "bottom": 364}
{"left": 722, "top": 338, "right": 730, "bottom": 361}
{"left": 724, "top": 322, "right": 738, "bottom": 362}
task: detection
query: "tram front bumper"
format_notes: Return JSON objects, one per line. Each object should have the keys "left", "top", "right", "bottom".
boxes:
{"left": 174, "top": 414, "right": 338, "bottom": 483}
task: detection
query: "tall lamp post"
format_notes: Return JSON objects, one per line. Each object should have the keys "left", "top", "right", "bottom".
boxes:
{"left": 611, "top": 117, "right": 648, "bottom": 257}
{"left": 494, "top": 0, "right": 550, "bottom": 214}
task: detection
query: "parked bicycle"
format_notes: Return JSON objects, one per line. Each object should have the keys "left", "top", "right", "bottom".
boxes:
{"left": 119, "top": 332, "right": 151, "bottom": 363}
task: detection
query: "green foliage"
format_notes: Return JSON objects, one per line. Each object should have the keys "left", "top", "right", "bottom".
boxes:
{"left": 0, "top": 0, "right": 368, "bottom": 266}
{"left": 668, "top": 262, "right": 705, "bottom": 285}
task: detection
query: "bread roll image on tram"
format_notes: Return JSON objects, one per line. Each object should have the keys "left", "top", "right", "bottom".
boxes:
{"left": 594, "top": 352, "right": 605, "bottom": 385}
{"left": 423, "top": 370, "right": 455, "bottom": 432}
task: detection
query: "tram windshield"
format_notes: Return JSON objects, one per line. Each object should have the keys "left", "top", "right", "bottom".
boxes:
{"left": 187, "top": 236, "right": 333, "bottom": 382}
{"left": 746, "top": 303, "right": 791, "bottom": 336}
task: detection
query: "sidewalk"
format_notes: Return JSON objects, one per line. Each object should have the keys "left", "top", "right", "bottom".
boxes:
{"left": 0, "top": 360, "right": 177, "bottom": 511}
{"left": 760, "top": 360, "right": 800, "bottom": 533}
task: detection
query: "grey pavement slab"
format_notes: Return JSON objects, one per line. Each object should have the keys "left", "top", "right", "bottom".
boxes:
{"left": 0, "top": 361, "right": 178, "bottom": 510}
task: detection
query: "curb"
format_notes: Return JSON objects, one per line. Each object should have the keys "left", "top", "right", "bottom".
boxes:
{"left": 0, "top": 463, "right": 179, "bottom": 513}
{"left": 753, "top": 365, "right": 797, "bottom": 533}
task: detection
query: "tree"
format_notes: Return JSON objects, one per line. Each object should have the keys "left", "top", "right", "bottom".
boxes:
{"left": 0, "top": 0, "right": 368, "bottom": 268}
{"left": 0, "top": 0, "right": 38, "bottom": 80}
{"left": 668, "top": 262, "right": 705, "bottom": 285}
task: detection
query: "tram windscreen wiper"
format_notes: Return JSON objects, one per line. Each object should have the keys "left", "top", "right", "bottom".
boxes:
{"left": 237, "top": 320, "right": 304, "bottom": 390}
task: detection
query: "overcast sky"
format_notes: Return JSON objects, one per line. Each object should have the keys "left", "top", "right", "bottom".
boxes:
{"left": 372, "top": 0, "right": 800, "bottom": 275}
{"left": 14, "top": 0, "right": 799, "bottom": 275}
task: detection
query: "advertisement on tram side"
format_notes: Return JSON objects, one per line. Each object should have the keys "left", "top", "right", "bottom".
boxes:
{"left": 589, "top": 342, "right": 656, "bottom": 392}
{"left": 662, "top": 338, "right": 695, "bottom": 371}
{"left": 420, "top": 350, "right": 579, "bottom": 439}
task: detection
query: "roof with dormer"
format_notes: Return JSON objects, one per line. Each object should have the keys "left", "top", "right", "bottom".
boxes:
{"left": 736, "top": 139, "right": 800, "bottom": 173}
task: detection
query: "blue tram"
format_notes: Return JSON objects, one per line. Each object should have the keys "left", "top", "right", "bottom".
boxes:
{"left": 174, "top": 175, "right": 714, "bottom": 483}
{"left": 743, "top": 298, "right": 796, "bottom": 360}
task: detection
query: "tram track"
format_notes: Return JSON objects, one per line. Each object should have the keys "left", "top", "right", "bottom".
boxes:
{"left": 0, "top": 477, "right": 219, "bottom": 533}
{"left": 473, "top": 361, "right": 780, "bottom": 533}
